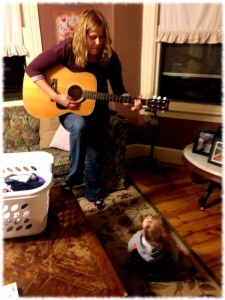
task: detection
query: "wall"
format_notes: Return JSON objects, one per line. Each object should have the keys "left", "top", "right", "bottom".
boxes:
{"left": 137, "top": 116, "right": 220, "bottom": 150}
{"left": 38, "top": 3, "right": 115, "bottom": 50}
{"left": 37, "top": 3, "right": 221, "bottom": 151}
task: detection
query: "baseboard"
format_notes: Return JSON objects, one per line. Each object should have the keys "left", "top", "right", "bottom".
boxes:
{"left": 126, "top": 144, "right": 184, "bottom": 165}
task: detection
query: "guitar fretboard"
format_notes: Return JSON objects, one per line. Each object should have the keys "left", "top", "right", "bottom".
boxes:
{"left": 83, "top": 90, "right": 169, "bottom": 112}
{"left": 84, "top": 91, "right": 134, "bottom": 104}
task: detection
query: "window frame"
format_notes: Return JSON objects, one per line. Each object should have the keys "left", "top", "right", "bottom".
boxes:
{"left": 3, "top": 3, "right": 42, "bottom": 107}
{"left": 140, "top": 4, "right": 222, "bottom": 124}
{"left": 3, "top": 55, "right": 26, "bottom": 102}
{"left": 158, "top": 42, "right": 222, "bottom": 105}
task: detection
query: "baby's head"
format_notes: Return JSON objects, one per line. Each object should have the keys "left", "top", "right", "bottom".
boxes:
{"left": 142, "top": 214, "right": 171, "bottom": 250}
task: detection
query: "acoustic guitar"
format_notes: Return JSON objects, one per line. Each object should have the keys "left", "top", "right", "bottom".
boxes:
{"left": 23, "top": 64, "right": 170, "bottom": 119}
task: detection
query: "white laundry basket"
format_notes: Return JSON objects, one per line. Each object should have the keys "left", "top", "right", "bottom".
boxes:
{"left": 2, "top": 151, "right": 54, "bottom": 238}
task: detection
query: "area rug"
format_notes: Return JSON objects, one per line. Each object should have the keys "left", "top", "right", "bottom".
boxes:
{"left": 75, "top": 182, "right": 222, "bottom": 297}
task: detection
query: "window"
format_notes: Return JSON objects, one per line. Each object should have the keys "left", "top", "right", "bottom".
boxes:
{"left": 3, "top": 56, "right": 26, "bottom": 101}
{"left": 158, "top": 43, "right": 222, "bottom": 105}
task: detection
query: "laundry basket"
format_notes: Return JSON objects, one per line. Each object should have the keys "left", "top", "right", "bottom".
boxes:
{"left": 2, "top": 151, "right": 54, "bottom": 238}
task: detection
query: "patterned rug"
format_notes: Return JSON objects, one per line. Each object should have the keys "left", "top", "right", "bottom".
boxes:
{"left": 75, "top": 181, "right": 222, "bottom": 297}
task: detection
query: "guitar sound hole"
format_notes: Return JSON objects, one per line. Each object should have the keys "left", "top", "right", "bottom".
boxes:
{"left": 68, "top": 85, "right": 83, "bottom": 100}
{"left": 56, "top": 85, "right": 83, "bottom": 110}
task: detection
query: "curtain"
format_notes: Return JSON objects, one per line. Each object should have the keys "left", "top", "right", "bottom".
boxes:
{"left": 3, "top": 3, "right": 28, "bottom": 57}
{"left": 157, "top": 3, "right": 222, "bottom": 44}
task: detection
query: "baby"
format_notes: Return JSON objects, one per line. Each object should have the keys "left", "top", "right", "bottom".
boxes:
{"left": 128, "top": 214, "right": 180, "bottom": 280}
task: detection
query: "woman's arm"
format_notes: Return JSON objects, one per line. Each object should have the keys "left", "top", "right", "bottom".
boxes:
{"left": 109, "top": 51, "right": 142, "bottom": 111}
{"left": 34, "top": 78, "right": 78, "bottom": 109}
{"left": 26, "top": 39, "right": 78, "bottom": 109}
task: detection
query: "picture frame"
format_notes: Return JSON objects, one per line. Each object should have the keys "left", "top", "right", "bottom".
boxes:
{"left": 208, "top": 138, "right": 223, "bottom": 167}
{"left": 193, "top": 129, "right": 215, "bottom": 156}
{"left": 54, "top": 11, "right": 80, "bottom": 42}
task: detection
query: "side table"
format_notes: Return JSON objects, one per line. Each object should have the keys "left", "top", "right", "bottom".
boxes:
{"left": 183, "top": 143, "right": 222, "bottom": 210}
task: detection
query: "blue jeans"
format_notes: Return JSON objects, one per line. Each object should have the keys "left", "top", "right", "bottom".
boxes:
{"left": 59, "top": 104, "right": 110, "bottom": 202}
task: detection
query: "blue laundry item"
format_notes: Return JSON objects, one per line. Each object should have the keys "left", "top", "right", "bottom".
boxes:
{"left": 5, "top": 175, "right": 46, "bottom": 191}
{"left": 36, "top": 176, "right": 45, "bottom": 184}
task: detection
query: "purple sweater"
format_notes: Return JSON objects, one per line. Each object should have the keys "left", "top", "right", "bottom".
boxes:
{"left": 25, "top": 38, "right": 127, "bottom": 96}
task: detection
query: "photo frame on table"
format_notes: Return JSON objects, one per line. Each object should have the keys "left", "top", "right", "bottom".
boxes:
{"left": 193, "top": 129, "right": 215, "bottom": 156}
{"left": 208, "top": 138, "right": 223, "bottom": 167}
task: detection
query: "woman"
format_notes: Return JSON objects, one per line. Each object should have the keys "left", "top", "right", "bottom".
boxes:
{"left": 26, "top": 9, "right": 142, "bottom": 210}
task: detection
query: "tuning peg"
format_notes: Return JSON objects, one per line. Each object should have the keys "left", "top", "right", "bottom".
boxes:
{"left": 156, "top": 96, "right": 161, "bottom": 103}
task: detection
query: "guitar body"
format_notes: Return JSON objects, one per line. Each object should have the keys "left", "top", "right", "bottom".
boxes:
{"left": 23, "top": 65, "right": 97, "bottom": 118}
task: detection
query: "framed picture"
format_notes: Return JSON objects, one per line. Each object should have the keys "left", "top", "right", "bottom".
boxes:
{"left": 54, "top": 12, "right": 80, "bottom": 42}
{"left": 193, "top": 130, "right": 215, "bottom": 156}
{"left": 208, "top": 138, "right": 223, "bottom": 166}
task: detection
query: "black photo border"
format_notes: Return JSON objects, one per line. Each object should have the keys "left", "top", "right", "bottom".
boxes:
{"left": 208, "top": 138, "right": 222, "bottom": 167}
{"left": 193, "top": 129, "right": 216, "bottom": 156}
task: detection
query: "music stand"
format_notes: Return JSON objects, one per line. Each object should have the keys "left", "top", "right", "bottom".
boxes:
{"left": 142, "top": 96, "right": 170, "bottom": 179}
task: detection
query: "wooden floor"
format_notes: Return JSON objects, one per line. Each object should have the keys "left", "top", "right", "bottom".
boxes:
{"left": 126, "top": 159, "right": 222, "bottom": 282}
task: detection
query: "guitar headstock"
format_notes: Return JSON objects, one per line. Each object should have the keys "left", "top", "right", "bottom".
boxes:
{"left": 143, "top": 96, "right": 170, "bottom": 113}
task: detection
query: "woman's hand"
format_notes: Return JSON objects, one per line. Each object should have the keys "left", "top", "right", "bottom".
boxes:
{"left": 131, "top": 95, "right": 143, "bottom": 111}
{"left": 123, "top": 94, "right": 143, "bottom": 111}
{"left": 54, "top": 94, "right": 80, "bottom": 109}
{"left": 35, "top": 78, "right": 80, "bottom": 109}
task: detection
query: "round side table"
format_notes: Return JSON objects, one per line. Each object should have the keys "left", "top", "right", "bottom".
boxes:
{"left": 183, "top": 143, "right": 222, "bottom": 210}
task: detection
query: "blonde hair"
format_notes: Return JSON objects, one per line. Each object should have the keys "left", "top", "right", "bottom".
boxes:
{"left": 72, "top": 9, "right": 112, "bottom": 67}
{"left": 143, "top": 215, "right": 173, "bottom": 251}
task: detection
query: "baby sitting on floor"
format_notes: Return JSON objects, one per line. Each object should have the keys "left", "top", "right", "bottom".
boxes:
{"left": 128, "top": 214, "right": 183, "bottom": 280}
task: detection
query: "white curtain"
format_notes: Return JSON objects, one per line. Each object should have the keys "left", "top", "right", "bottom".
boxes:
{"left": 3, "top": 3, "right": 28, "bottom": 57}
{"left": 157, "top": 3, "right": 222, "bottom": 44}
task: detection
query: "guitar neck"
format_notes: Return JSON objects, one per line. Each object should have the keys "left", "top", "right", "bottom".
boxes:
{"left": 84, "top": 90, "right": 135, "bottom": 105}
{"left": 83, "top": 91, "right": 170, "bottom": 112}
